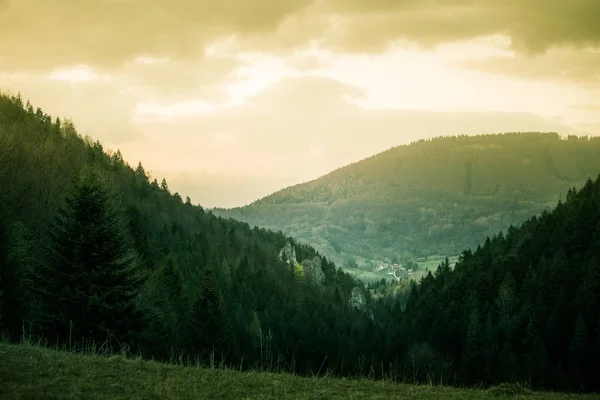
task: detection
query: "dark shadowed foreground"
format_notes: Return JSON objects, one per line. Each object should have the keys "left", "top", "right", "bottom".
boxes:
{"left": 0, "top": 342, "right": 595, "bottom": 400}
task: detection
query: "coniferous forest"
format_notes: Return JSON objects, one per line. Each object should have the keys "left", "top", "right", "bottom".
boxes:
{"left": 1, "top": 92, "right": 599, "bottom": 393}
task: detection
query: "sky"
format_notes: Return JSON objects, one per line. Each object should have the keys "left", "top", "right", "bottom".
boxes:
{"left": 1, "top": 0, "right": 599, "bottom": 208}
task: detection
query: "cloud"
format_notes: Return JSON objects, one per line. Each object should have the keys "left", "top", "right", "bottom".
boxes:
{"left": 129, "top": 76, "right": 588, "bottom": 207}
{"left": 0, "top": 48, "right": 256, "bottom": 144}
{"left": 2, "top": 1, "right": 600, "bottom": 73}
{"left": 319, "top": 0, "right": 600, "bottom": 54}
{"left": 119, "top": 56, "right": 244, "bottom": 104}
{"left": 0, "top": 70, "right": 144, "bottom": 145}
{"left": 0, "top": 0, "right": 314, "bottom": 71}
{"left": 227, "top": 1, "right": 600, "bottom": 59}
{"left": 456, "top": 46, "right": 600, "bottom": 86}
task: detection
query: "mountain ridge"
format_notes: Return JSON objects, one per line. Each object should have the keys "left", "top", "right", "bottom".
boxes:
{"left": 213, "top": 132, "right": 600, "bottom": 280}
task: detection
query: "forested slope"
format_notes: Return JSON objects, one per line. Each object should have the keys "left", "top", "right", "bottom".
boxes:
{"left": 215, "top": 133, "right": 600, "bottom": 275}
{"left": 397, "top": 174, "right": 600, "bottom": 392}
{"left": 0, "top": 92, "right": 376, "bottom": 376}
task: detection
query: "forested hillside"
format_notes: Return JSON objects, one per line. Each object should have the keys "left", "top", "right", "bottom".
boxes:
{"left": 396, "top": 174, "right": 600, "bottom": 392}
{"left": 0, "top": 92, "right": 377, "bottom": 377}
{"left": 215, "top": 133, "right": 600, "bottom": 278}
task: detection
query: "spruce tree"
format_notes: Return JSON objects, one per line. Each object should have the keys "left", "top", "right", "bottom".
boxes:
{"left": 0, "top": 220, "right": 7, "bottom": 333}
{"left": 0, "top": 264, "right": 3, "bottom": 334}
{"left": 188, "top": 265, "right": 231, "bottom": 361}
{"left": 529, "top": 334, "right": 549, "bottom": 389}
{"left": 0, "top": 220, "right": 30, "bottom": 341}
{"left": 463, "top": 307, "right": 484, "bottom": 382}
{"left": 159, "top": 256, "right": 188, "bottom": 349}
{"left": 29, "top": 169, "right": 144, "bottom": 347}
{"left": 160, "top": 178, "right": 169, "bottom": 192}
{"left": 568, "top": 314, "right": 587, "bottom": 386}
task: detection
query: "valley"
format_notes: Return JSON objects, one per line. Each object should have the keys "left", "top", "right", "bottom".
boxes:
{"left": 1, "top": 93, "right": 599, "bottom": 395}
{"left": 3, "top": 0, "right": 600, "bottom": 397}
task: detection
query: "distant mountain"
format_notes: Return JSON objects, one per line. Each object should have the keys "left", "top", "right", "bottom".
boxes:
{"left": 214, "top": 133, "right": 600, "bottom": 279}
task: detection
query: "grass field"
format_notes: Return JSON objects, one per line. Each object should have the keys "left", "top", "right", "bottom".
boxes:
{"left": 1, "top": 342, "right": 598, "bottom": 399}
{"left": 414, "top": 254, "right": 460, "bottom": 271}
{"left": 346, "top": 254, "right": 461, "bottom": 283}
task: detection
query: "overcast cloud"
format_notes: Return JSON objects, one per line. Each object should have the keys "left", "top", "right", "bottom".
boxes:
{"left": 1, "top": 0, "right": 599, "bottom": 207}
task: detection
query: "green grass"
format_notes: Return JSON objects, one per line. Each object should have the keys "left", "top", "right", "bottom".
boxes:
{"left": 1, "top": 343, "right": 597, "bottom": 399}
{"left": 346, "top": 268, "right": 388, "bottom": 282}
{"left": 414, "top": 254, "right": 459, "bottom": 269}
{"left": 346, "top": 254, "right": 462, "bottom": 283}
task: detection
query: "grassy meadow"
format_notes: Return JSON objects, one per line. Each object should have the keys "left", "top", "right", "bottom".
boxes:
{"left": 1, "top": 342, "right": 597, "bottom": 400}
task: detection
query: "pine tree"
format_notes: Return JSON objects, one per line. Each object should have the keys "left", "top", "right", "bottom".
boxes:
{"left": 498, "top": 341, "right": 518, "bottom": 383}
{"left": 334, "top": 287, "right": 342, "bottom": 305}
{"left": 568, "top": 314, "right": 587, "bottom": 387}
{"left": 0, "top": 221, "right": 30, "bottom": 341}
{"left": 496, "top": 272, "right": 516, "bottom": 322}
{"left": 0, "top": 263, "right": 3, "bottom": 334}
{"left": 160, "top": 178, "right": 169, "bottom": 192}
{"left": 188, "top": 265, "right": 231, "bottom": 361}
{"left": 29, "top": 169, "right": 144, "bottom": 347}
{"left": 581, "top": 256, "right": 600, "bottom": 327}
{"left": 463, "top": 308, "right": 484, "bottom": 382}
{"left": 0, "top": 220, "right": 8, "bottom": 333}
{"left": 249, "top": 311, "right": 263, "bottom": 361}
{"left": 529, "top": 334, "right": 549, "bottom": 389}
{"left": 156, "top": 256, "right": 188, "bottom": 349}
{"left": 591, "top": 315, "right": 600, "bottom": 391}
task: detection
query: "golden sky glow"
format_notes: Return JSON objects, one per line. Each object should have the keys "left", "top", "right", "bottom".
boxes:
{"left": 1, "top": 0, "right": 599, "bottom": 207}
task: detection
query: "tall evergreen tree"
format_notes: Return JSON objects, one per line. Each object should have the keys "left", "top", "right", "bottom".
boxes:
{"left": 463, "top": 307, "right": 485, "bottom": 382}
{"left": 28, "top": 169, "right": 144, "bottom": 347}
{"left": 0, "top": 229, "right": 4, "bottom": 333}
{"left": 0, "top": 219, "right": 9, "bottom": 334}
{"left": 160, "top": 178, "right": 169, "bottom": 192}
{"left": 188, "top": 265, "right": 231, "bottom": 361}
{"left": 568, "top": 314, "right": 587, "bottom": 387}
{"left": 0, "top": 220, "right": 30, "bottom": 341}
{"left": 159, "top": 256, "right": 188, "bottom": 349}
